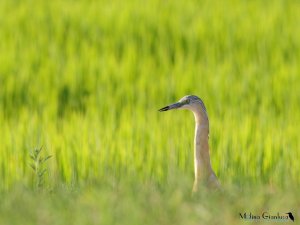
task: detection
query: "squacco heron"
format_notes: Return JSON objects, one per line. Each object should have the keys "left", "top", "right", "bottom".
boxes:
{"left": 159, "top": 95, "right": 220, "bottom": 192}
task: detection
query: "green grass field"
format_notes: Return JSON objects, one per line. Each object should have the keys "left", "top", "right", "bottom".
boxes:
{"left": 0, "top": 0, "right": 300, "bottom": 224}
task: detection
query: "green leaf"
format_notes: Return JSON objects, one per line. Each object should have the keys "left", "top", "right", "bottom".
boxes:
{"left": 30, "top": 164, "right": 36, "bottom": 171}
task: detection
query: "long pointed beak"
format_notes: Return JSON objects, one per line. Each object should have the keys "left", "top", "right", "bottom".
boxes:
{"left": 158, "top": 102, "right": 182, "bottom": 112}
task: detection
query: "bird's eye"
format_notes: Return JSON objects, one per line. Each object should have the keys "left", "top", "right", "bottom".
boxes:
{"left": 185, "top": 99, "right": 190, "bottom": 104}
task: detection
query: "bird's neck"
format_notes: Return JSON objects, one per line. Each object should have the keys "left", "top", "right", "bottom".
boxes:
{"left": 193, "top": 110, "right": 214, "bottom": 184}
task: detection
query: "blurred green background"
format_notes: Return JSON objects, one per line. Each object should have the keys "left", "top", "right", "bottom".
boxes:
{"left": 0, "top": 0, "right": 299, "bottom": 224}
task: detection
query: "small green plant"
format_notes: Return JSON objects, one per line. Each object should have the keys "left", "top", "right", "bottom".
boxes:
{"left": 29, "top": 147, "right": 52, "bottom": 189}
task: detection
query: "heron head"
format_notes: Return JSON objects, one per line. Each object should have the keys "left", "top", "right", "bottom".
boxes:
{"left": 159, "top": 95, "right": 205, "bottom": 112}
